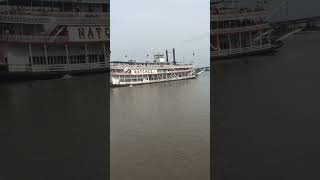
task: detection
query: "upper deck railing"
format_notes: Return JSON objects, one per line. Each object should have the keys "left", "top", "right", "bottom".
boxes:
{"left": 0, "top": 5, "right": 109, "bottom": 25}
{"left": 211, "top": 8, "right": 269, "bottom": 21}
{"left": 0, "top": 34, "right": 68, "bottom": 43}
{"left": 212, "top": 23, "right": 270, "bottom": 34}
{"left": 0, "top": 5, "right": 109, "bottom": 17}
{"left": 0, "top": 34, "right": 110, "bottom": 43}
{"left": 211, "top": 43, "right": 272, "bottom": 57}
{"left": 111, "top": 63, "right": 193, "bottom": 70}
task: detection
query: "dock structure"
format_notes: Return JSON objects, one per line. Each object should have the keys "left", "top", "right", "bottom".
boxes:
{"left": 271, "top": 16, "right": 320, "bottom": 42}
{"left": 210, "top": 0, "right": 320, "bottom": 60}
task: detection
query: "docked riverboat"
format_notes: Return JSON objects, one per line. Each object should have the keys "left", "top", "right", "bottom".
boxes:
{"left": 0, "top": 0, "right": 109, "bottom": 79}
{"left": 211, "top": 0, "right": 275, "bottom": 60}
{"left": 110, "top": 49, "right": 196, "bottom": 86}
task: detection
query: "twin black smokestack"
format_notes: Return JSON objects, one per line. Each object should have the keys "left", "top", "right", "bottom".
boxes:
{"left": 165, "top": 48, "right": 176, "bottom": 65}
{"left": 172, "top": 48, "right": 176, "bottom": 65}
{"left": 165, "top": 49, "right": 169, "bottom": 63}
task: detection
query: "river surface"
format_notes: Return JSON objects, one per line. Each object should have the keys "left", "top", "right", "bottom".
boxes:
{"left": 213, "top": 32, "right": 320, "bottom": 180}
{"left": 111, "top": 72, "right": 210, "bottom": 180}
{"left": 0, "top": 72, "right": 210, "bottom": 180}
{"left": 0, "top": 74, "right": 109, "bottom": 180}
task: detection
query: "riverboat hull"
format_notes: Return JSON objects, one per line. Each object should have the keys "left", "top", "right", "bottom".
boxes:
{"left": 110, "top": 75, "right": 196, "bottom": 87}
{"left": 0, "top": 68, "right": 108, "bottom": 82}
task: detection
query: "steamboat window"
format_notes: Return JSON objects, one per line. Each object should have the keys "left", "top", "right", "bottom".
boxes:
{"left": 53, "top": 56, "right": 56, "bottom": 64}
{"left": 91, "top": 55, "right": 94, "bottom": 62}
{"left": 48, "top": 57, "right": 52, "bottom": 65}
{"left": 40, "top": 57, "right": 45, "bottom": 65}
{"left": 102, "top": 4, "right": 110, "bottom": 13}
{"left": 33, "top": 57, "right": 38, "bottom": 65}
{"left": 88, "top": 55, "right": 92, "bottom": 62}
{"left": 57, "top": 56, "right": 60, "bottom": 64}
{"left": 56, "top": 57, "right": 60, "bottom": 64}
{"left": 99, "top": 55, "right": 104, "bottom": 62}
{"left": 81, "top": 55, "right": 86, "bottom": 63}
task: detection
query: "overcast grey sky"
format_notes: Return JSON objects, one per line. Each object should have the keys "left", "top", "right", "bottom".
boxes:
{"left": 111, "top": 0, "right": 209, "bottom": 67}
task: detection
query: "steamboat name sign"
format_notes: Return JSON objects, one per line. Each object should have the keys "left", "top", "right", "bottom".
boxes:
{"left": 68, "top": 26, "right": 109, "bottom": 42}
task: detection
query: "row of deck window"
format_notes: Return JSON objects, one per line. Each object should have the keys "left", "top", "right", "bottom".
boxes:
{"left": 29, "top": 54, "right": 105, "bottom": 65}
{"left": 211, "top": 19, "right": 265, "bottom": 29}
{"left": 118, "top": 73, "right": 190, "bottom": 82}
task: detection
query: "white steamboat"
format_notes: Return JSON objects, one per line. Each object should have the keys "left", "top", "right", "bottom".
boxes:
{"left": 0, "top": 0, "right": 109, "bottom": 79}
{"left": 110, "top": 49, "right": 196, "bottom": 86}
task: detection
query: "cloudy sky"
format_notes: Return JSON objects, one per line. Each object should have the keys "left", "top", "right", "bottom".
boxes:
{"left": 111, "top": 0, "right": 319, "bottom": 67}
{"left": 111, "top": 0, "right": 210, "bottom": 67}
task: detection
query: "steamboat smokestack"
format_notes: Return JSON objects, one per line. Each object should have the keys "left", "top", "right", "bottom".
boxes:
{"left": 172, "top": 48, "right": 176, "bottom": 65}
{"left": 165, "top": 49, "right": 169, "bottom": 63}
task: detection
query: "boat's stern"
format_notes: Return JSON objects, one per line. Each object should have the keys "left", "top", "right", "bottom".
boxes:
{"left": 110, "top": 76, "right": 120, "bottom": 86}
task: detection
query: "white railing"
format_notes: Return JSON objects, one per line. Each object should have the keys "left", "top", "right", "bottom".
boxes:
{"left": 8, "top": 62, "right": 107, "bottom": 72}
{"left": 0, "top": 34, "right": 68, "bottom": 42}
{"left": 0, "top": 5, "right": 109, "bottom": 18}
{"left": 212, "top": 8, "right": 266, "bottom": 15}
{"left": 111, "top": 69, "right": 194, "bottom": 76}
{"left": 0, "top": 14, "right": 108, "bottom": 25}
{"left": 211, "top": 44, "right": 272, "bottom": 57}
{"left": 0, "top": 12, "right": 109, "bottom": 25}
{"left": 110, "top": 64, "right": 193, "bottom": 70}
{"left": 55, "top": 16, "right": 108, "bottom": 25}
{"left": 212, "top": 24, "right": 270, "bottom": 34}
{"left": 0, "top": 14, "right": 50, "bottom": 23}
{"left": 211, "top": 11, "right": 269, "bottom": 21}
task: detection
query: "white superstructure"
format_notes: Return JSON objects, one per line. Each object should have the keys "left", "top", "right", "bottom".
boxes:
{"left": 0, "top": 0, "right": 109, "bottom": 76}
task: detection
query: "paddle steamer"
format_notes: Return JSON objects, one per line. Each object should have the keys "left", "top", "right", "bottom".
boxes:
{"left": 0, "top": 0, "right": 109, "bottom": 79}
{"left": 110, "top": 49, "right": 196, "bottom": 86}
{"left": 211, "top": 0, "right": 275, "bottom": 60}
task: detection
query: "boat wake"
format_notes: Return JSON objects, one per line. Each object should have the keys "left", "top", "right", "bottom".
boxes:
{"left": 61, "top": 74, "right": 72, "bottom": 79}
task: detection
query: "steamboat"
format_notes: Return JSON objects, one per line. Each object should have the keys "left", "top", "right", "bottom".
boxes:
{"left": 211, "top": 0, "right": 279, "bottom": 60}
{"left": 0, "top": 0, "right": 110, "bottom": 79}
{"left": 110, "top": 49, "right": 196, "bottom": 86}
